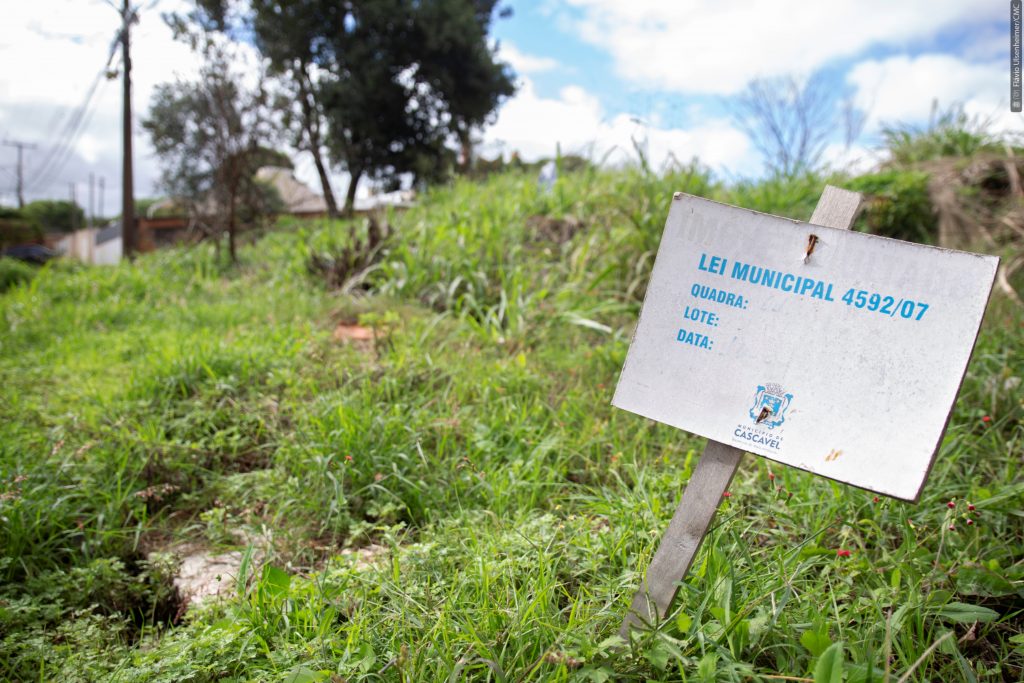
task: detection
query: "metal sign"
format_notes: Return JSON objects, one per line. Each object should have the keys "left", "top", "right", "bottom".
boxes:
{"left": 613, "top": 193, "right": 998, "bottom": 502}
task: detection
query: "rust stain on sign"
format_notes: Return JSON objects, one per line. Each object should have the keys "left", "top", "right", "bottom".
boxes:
{"left": 803, "top": 234, "right": 820, "bottom": 263}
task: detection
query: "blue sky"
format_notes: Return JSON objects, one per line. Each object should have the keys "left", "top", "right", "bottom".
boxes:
{"left": 480, "top": 1, "right": 1015, "bottom": 177}
{"left": 0, "top": 0, "right": 1018, "bottom": 209}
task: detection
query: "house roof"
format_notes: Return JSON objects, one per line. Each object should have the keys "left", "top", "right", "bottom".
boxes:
{"left": 256, "top": 166, "right": 328, "bottom": 214}
{"left": 96, "top": 220, "right": 121, "bottom": 245}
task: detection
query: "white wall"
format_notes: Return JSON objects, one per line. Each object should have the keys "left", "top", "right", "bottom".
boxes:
{"left": 94, "top": 237, "right": 121, "bottom": 265}
{"left": 55, "top": 228, "right": 121, "bottom": 265}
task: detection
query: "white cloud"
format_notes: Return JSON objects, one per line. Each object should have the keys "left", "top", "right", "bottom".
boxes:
{"left": 847, "top": 53, "right": 1023, "bottom": 134}
{"left": 0, "top": 0, "right": 201, "bottom": 209}
{"left": 562, "top": 0, "right": 1002, "bottom": 95}
{"left": 821, "top": 142, "right": 882, "bottom": 176}
{"left": 482, "top": 75, "right": 753, "bottom": 174}
{"left": 497, "top": 42, "right": 559, "bottom": 74}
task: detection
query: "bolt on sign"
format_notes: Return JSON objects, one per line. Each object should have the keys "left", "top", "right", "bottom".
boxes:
{"left": 614, "top": 193, "right": 997, "bottom": 501}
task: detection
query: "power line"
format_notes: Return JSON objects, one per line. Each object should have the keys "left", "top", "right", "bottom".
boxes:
{"left": 25, "top": 29, "right": 123, "bottom": 194}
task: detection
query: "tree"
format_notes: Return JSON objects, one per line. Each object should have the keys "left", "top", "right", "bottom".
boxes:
{"left": 0, "top": 207, "right": 43, "bottom": 248}
{"left": 143, "top": 38, "right": 275, "bottom": 262}
{"left": 186, "top": 0, "right": 515, "bottom": 215}
{"left": 412, "top": 0, "right": 515, "bottom": 172}
{"left": 21, "top": 200, "right": 85, "bottom": 233}
{"left": 731, "top": 74, "right": 862, "bottom": 178}
{"left": 244, "top": 0, "right": 344, "bottom": 216}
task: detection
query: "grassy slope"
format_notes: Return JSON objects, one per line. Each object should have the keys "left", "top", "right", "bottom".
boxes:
{"left": 1, "top": 168, "right": 1022, "bottom": 682}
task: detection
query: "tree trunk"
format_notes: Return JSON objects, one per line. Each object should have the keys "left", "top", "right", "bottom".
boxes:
{"left": 343, "top": 168, "right": 362, "bottom": 217}
{"left": 311, "top": 146, "right": 338, "bottom": 217}
{"left": 296, "top": 64, "right": 338, "bottom": 218}
{"left": 227, "top": 186, "right": 237, "bottom": 264}
{"left": 458, "top": 128, "right": 473, "bottom": 174}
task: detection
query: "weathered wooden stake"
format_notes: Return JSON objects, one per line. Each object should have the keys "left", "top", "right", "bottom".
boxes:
{"left": 620, "top": 186, "right": 863, "bottom": 637}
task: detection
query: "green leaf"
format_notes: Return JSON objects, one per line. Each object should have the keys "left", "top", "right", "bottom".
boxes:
{"left": 889, "top": 602, "right": 911, "bottom": 636}
{"left": 675, "top": 612, "right": 693, "bottom": 633}
{"left": 354, "top": 642, "right": 377, "bottom": 672}
{"left": 262, "top": 565, "right": 291, "bottom": 598}
{"left": 697, "top": 653, "right": 718, "bottom": 682}
{"left": 801, "top": 628, "right": 833, "bottom": 657}
{"left": 847, "top": 663, "right": 887, "bottom": 683}
{"left": 890, "top": 568, "right": 901, "bottom": 591}
{"left": 938, "top": 630, "right": 958, "bottom": 655}
{"left": 813, "top": 642, "right": 844, "bottom": 683}
{"left": 935, "top": 602, "right": 1000, "bottom": 623}
{"left": 582, "top": 666, "right": 612, "bottom": 683}
{"left": 955, "top": 566, "right": 1017, "bottom": 598}
{"left": 596, "top": 635, "right": 625, "bottom": 652}
{"left": 643, "top": 641, "right": 671, "bottom": 671}
{"left": 281, "top": 666, "right": 326, "bottom": 683}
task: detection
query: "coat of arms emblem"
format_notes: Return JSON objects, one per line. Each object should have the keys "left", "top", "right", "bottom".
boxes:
{"left": 749, "top": 383, "right": 793, "bottom": 429}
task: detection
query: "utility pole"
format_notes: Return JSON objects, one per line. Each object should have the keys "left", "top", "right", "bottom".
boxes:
{"left": 120, "top": 0, "right": 136, "bottom": 257}
{"left": 89, "top": 172, "right": 95, "bottom": 228}
{"left": 69, "top": 182, "right": 79, "bottom": 231}
{"left": 98, "top": 176, "right": 105, "bottom": 222}
{"left": 3, "top": 140, "right": 36, "bottom": 208}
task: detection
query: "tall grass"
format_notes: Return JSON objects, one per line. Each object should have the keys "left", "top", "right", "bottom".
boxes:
{"left": 881, "top": 102, "right": 1005, "bottom": 165}
{"left": 1, "top": 166, "right": 1021, "bottom": 682}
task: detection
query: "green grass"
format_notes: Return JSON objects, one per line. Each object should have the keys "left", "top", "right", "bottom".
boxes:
{"left": 1, "top": 167, "right": 1021, "bottom": 682}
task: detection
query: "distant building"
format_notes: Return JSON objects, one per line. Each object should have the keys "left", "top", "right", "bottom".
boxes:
{"left": 256, "top": 166, "right": 415, "bottom": 213}
{"left": 256, "top": 167, "right": 328, "bottom": 216}
{"left": 55, "top": 220, "right": 122, "bottom": 265}
{"left": 51, "top": 166, "right": 416, "bottom": 265}
{"left": 93, "top": 221, "right": 123, "bottom": 265}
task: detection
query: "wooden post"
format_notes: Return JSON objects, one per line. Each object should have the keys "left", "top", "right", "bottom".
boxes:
{"left": 620, "top": 186, "right": 862, "bottom": 637}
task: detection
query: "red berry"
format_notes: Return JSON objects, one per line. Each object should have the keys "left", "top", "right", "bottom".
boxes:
{"left": 967, "top": 504, "right": 975, "bottom": 512}
{"left": 982, "top": 416, "right": 991, "bottom": 423}
{"left": 948, "top": 525, "right": 955, "bottom": 531}
{"left": 836, "top": 549, "right": 851, "bottom": 557}
{"left": 873, "top": 496, "right": 880, "bottom": 503}
{"left": 966, "top": 519, "right": 974, "bottom": 526}
{"left": 768, "top": 473, "right": 775, "bottom": 481}
{"left": 722, "top": 491, "right": 732, "bottom": 498}
{"left": 947, "top": 501, "right": 955, "bottom": 509}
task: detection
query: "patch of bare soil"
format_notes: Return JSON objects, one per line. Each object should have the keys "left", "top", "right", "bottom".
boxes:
{"left": 526, "top": 214, "right": 585, "bottom": 244}
{"left": 173, "top": 549, "right": 249, "bottom": 606}
{"left": 921, "top": 153, "right": 1024, "bottom": 303}
{"left": 333, "top": 323, "right": 375, "bottom": 342}
{"left": 145, "top": 541, "right": 264, "bottom": 612}
{"left": 338, "top": 543, "right": 389, "bottom": 571}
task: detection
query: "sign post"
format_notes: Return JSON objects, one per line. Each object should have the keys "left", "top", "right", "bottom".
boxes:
{"left": 616, "top": 186, "right": 998, "bottom": 635}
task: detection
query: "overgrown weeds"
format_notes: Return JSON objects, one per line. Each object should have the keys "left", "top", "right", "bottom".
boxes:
{"left": 1, "top": 162, "right": 1021, "bottom": 682}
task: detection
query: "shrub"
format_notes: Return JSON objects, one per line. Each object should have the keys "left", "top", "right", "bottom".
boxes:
{"left": 21, "top": 199, "right": 85, "bottom": 233}
{"left": 0, "top": 257, "right": 37, "bottom": 293}
{"left": 844, "top": 170, "right": 936, "bottom": 242}
{"left": 0, "top": 207, "right": 43, "bottom": 248}
{"left": 881, "top": 102, "right": 1001, "bottom": 165}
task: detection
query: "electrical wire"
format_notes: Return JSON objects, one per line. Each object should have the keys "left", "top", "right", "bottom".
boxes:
{"left": 25, "top": 28, "right": 123, "bottom": 193}
{"left": 25, "top": 0, "right": 160, "bottom": 197}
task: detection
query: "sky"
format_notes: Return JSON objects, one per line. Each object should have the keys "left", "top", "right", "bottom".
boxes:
{"left": 0, "top": 0, "right": 1018, "bottom": 213}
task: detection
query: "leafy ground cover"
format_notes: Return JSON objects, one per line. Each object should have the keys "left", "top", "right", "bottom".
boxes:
{"left": 1, "top": 165, "right": 1022, "bottom": 682}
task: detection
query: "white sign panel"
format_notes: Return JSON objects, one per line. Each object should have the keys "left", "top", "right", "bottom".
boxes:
{"left": 613, "top": 194, "right": 998, "bottom": 501}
